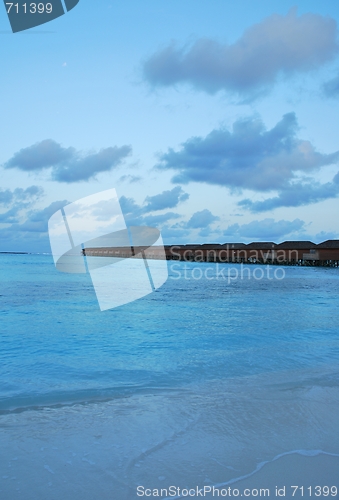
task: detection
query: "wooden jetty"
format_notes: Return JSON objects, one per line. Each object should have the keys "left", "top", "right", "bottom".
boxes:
{"left": 82, "top": 239, "right": 339, "bottom": 267}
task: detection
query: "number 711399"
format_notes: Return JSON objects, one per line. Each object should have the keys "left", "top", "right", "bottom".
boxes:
{"left": 291, "top": 486, "right": 338, "bottom": 497}
{"left": 5, "top": 3, "right": 53, "bottom": 14}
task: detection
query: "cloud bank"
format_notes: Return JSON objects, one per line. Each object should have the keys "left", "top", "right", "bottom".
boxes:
{"left": 144, "top": 9, "right": 338, "bottom": 98}
{"left": 157, "top": 113, "right": 339, "bottom": 210}
{"left": 118, "top": 189, "right": 219, "bottom": 240}
{"left": 239, "top": 176, "right": 339, "bottom": 212}
{"left": 4, "top": 140, "right": 132, "bottom": 182}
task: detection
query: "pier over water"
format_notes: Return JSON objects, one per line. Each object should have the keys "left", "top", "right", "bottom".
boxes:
{"left": 82, "top": 239, "right": 339, "bottom": 267}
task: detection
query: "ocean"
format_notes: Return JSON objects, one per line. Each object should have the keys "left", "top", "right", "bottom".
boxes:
{"left": 1, "top": 254, "right": 339, "bottom": 499}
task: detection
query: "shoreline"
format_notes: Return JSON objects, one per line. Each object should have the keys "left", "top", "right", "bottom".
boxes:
{"left": 1, "top": 378, "right": 339, "bottom": 500}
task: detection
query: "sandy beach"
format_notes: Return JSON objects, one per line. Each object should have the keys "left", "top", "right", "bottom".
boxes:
{"left": 1, "top": 372, "right": 338, "bottom": 500}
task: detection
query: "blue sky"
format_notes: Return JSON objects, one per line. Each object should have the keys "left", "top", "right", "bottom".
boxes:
{"left": 0, "top": 0, "right": 338, "bottom": 252}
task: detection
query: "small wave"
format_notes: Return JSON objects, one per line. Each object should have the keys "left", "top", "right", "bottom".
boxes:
{"left": 164, "top": 450, "right": 339, "bottom": 499}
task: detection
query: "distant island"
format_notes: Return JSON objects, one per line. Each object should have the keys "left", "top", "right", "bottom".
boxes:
{"left": 0, "top": 251, "right": 29, "bottom": 255}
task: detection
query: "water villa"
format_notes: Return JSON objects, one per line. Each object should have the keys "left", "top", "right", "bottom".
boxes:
{"left": 82, "top": 239, "right": 339, "bottom": 267}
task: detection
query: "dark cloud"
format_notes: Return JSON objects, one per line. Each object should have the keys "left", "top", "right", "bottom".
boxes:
{"left": 144, "top": 186, "right": 189, "bottom": 212}
{"left": 144, "top": 9, "right": 338, "bottom": 98}
{"left": 187, "top": 209, "right": 219, "bottom": 229}
{"left": 157, "top": 113, "right": 339, "bottom": 193}
{"left": 223, "top": 218, "right": 305, "bottom": 239}
{"left": 4, "top": 140, "right": 132, "bottom": 183}
{"left": 239, "top": 175, "right": 339, "bottom": 212}
{"left": 323, "top": 72, "right": 339, "bottom": 98}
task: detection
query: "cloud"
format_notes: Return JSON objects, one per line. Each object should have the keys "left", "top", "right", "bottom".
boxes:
{"left": 16, "top": 200, "right": 69, "bottom": 232}
{"left": 119, "top": 195, "right": 144, "bottom": 218}
{"left": 144, "top": 186, "right": 189, "bottom": 211}
{"left": 239, "top": 176, "right": 339, "bottom": 212}
{"left": 2, "top": 200, "right": 69, "bottom": 234}
{"left": 160, "top": 224, "right": 190, "bottom": 243}
{"left": 314, "top": 230, "right": 339, "bottom": 242}
{"left": 187, "top": 209, "right": 219, "bottom": 229}
{"left": 119, "top": 186, "right": 189, "bottom": 224}
{"left": 0, "top": 186, "right": 43, "bottom": 207}
{"left": 0, "top": 207, "right": 22, "bottom": 224}
{"left": 159, "top": 210, "right": 221, "bottom": 243}
{"left": 0, "top": 199, "right": 69, "bottom": 253}
{"left": 144, "top": 9, "right": 338, "bottom": 98}
{"left": 223, "top": 218, "right": 305, "bottom": 240}
{"left": 155, "top": 209, "right": 219, "bottom": 242}
{"left": 0, "top": 187, "right": 191, "bottom": 250}
{"left": 119, "top": 175, "right": 142, "bottom": 184}
{"left": 0, "top": 186, "right": 44, "bottom": 223}
{"left": 4, "top": 140, "right": 132, "bottom": 182}
{"left": 0, "top": 226, "right": 50, "bottom": 253}
{"left": 157, "top": 113, "right": 339, "bottom": 193}
{"left": 53, "top": 147, "right": 132, "bottom": 182}
{"left": 140, "top": 212, "right": 181, "bottom": 226}
{"left": 323, "top": 72, "right": 339, "bottom": 97}
{"left": 118, "top": 188, "right": 192, "bottom": 237}
{"left": 5, "top": 140, "right": 74, "bottom": 171}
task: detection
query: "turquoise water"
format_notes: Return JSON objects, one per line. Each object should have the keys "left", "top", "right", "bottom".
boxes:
{"left": 1, "top": 254, "right": 339, "bottom": 499}
{"left": 1, "top": 254, "right": 339, "bottom": 411}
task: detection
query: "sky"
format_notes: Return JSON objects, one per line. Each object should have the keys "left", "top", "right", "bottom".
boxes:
{"left": 0, "top": 0, "right": 338, "bottom": 252}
